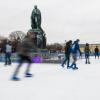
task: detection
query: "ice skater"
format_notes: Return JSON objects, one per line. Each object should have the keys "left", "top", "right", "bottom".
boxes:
{"left": 61, "top": 40, "right": 72, "bottom": 68}
{"left": 4, "top": 40, "right": 13, "bottom": 65}
{"left": 94, "top": 46, "right": 99, "bottom": 59}
{"left": 11, "top": 31, "right": 38, "bottom": 81}
{"left": 84, "top": 43, "right": 91, "bottom": 64}
{"left": 70, "top": 39, "right": 81, "bottom": 69}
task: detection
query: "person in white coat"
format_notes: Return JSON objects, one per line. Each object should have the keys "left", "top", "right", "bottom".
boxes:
{"left": 4, "top": 41, "right": 12, "bottom": 65}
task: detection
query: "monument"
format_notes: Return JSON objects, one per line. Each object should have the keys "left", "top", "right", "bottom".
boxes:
{"left": 30, "top": 5, "right": 46, "bottom": 49}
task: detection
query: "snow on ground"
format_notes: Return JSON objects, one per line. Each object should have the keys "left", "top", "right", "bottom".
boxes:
{"left": 0, "top": 57, "right": 100, "bottom": 100}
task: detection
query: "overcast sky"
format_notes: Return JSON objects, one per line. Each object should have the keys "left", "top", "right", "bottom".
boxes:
{"left": 0, "top": 0, "right": 100, "bottom": 44}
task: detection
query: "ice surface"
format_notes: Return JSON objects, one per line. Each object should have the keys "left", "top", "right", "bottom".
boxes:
{"left": 0, "top": 57, "right": 100, "bottom": 100}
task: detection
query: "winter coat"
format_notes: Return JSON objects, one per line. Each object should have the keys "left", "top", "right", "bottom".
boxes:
{"left": 71, "top": 41, "right": 80, "bottom": 54}
{"left": 17, "top": 37, "right": 38, "bottom": 56}
{"left": 84, "top": 46, "right": 90, "bottom": 53}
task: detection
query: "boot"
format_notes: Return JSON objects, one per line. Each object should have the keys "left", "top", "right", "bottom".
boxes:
{"left": 73, "top": 64, "right": 78, "bottom": 70}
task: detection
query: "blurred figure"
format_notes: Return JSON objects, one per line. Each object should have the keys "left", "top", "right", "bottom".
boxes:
{"left": 70, "top": 39, "right": 81, "bottom": 70}
{"left": 12, "top": 31, "right": 38, "bottom": 81}
{"left": 4, "top": 40, "right": 12, "bottom": 65}
{"left": 61, "top": 40, "right": 72, "bottom": 68}
{"left": 94, "top": 46, "right": 99, "bottom": 59}
{"left": 84, "top": 43, "right": 91, "bottom": 64}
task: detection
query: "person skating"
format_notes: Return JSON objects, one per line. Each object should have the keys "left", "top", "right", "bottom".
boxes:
{"left": 11, "top": 31, "right": 38, "bottom": 81}
{"left": 84, "top": 43, "right": 91, "bottom": 64}
{"left": 61, "top": 40, "right": 72, "bottom": 68}
{"left": 70, "top": 39, "right": 81, "bottom": 70}
{"left": 94, "top": 46, "right": 99, "bottom": 59}
{"left": 4, "top": 40, "right": 13, "bottom": 65}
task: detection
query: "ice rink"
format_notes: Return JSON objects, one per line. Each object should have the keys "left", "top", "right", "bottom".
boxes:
{"left": 0, "top": 57, "right": 100, "bottom": 100}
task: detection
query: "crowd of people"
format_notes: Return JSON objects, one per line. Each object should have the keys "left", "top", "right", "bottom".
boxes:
{"left": 0, "top": 34, "right": 100, "bottom": 81}
{"left": 61, "top": 39, "right": 100, "bottom": 70}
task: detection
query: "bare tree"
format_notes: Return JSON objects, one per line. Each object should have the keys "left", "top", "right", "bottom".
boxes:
{"left": 9, "top": 31, "right": 26, "bottom": 42}
{"left": 0, "top": 35, "right": 6, "bottom": 40}
{"left": 8, "top": 31, "right": 26, "bottom": 52}
{"left": 46, "top": 43, "right": 63, "bottom": 52}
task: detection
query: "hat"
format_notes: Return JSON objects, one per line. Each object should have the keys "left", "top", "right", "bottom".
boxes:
{"left": 68, "top": 40, "right": 72, "bottom": 43}
{"left": 76, "top": 39, "right": 80, "bottom": 42}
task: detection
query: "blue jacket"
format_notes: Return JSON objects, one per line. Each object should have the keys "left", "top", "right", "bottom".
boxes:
{"left": 71, "top": 41, "right": 80, "bottom": 54}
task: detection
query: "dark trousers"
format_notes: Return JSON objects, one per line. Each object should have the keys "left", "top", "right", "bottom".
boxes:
{"left": 5, "top": 52, "right": 11, "bottom": 65}
{"left": 95, "top": 52, "right": 99, "bottom": 59}
{"left": 13, "top": 54, "right": 32, "bottom": 77}
{"left": 85, "top": 53, "right": 90, "bottom": 64}
{"left": 18, "top": 54, "right": 32, "bottom": 64}
{"left": 62, "top": 54, "right": 70, "bottom": 67}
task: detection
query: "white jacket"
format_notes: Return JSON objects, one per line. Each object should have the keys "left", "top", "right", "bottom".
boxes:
{"left": 6, "top": 44, "right": 12, "bottom": 53}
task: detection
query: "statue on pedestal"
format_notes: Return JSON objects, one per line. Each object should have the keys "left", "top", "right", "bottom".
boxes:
{"left": 30, "top": 5, "right": 46, "bottom": 49}
{"left": 31, "top": 5, "right": 41, "bottom": 29}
